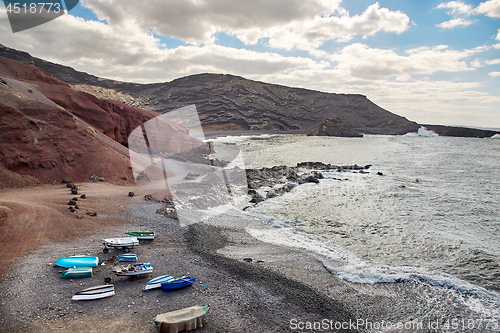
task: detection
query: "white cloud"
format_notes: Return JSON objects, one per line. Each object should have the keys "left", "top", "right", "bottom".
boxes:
{"left": 79, "top": 0, "right": 409, "bottom": 53}
{"left": 435, "top": 0, "right": 500, "bottom": 29}
{"left": 489, "top": 71, "right": 500, "bottom": 76}
{"left": 475, "top": 0, "right": 500, "bottom": 18}
{"left": 436, "top": 18, "right": 474, "bottom": 28}
{"left": 485, "top": 58, "right": 500, "bottom": 65}
{"left": 328, "top": 43, "right": 484, "bottom": 80}
{"left": 436, "top": 1, "right": 474, "bottom": 16}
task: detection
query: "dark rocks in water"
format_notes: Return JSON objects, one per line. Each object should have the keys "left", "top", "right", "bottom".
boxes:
{"left": 266, "top": 183, "right": 297, "bottom": 199}
{"left": 298, "top": 174, "right": 320, "bottom": 185}
{"left": 248, "top": 189, "right": 265, "bottom": 204}
{"left": 75, "top": 204, "right": 79, "bottom": 209}
{"left": 296, "top": 162, "right": 370, "bottom": 171}
{"left": 128, "top": 192, "right": 135, "bottom": 197}
{"left": 183, "top": 173, "right": 200, "bottom": 180}
{"left": 243, "top": 258, "right": 253, "bottom": 262}
{"left": 377, "top": 172, "right": 384, "bottom": 176}
{"left": 69, "top": 207, "right": 76, "bottom": 213}
{"left": 308, "top": 118, "right": 363, "bottom": 138}
{"left": 246, "top": 165, "right": 299, "bottom": 190}
{"left": 72, "top": 197, "right": 78, "bottom": 201}
{"left": 68, "top": 200, "right": 77, "bottom": 205}
{"left": 246, "top": 162, "right": 373, "bottom": 203}
{"left": 61, "top": 178, "right": 72, "bottom": 184}
{"left": 70, "top": 189, "right": 78, "bottom": 195}
{"left": 80, "top": 194, "right": 86, "bottom": 199}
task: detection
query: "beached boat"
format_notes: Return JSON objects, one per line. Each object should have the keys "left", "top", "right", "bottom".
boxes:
{"left": 55, "top": 256, "right": 99, "bottom": 268}
{"left": 117, "top": 253, "right": 137, "bottom": 261}
{"left": 154, "top": 305, "right": 210, "bottom": 333}
{"left": 143, "top": 274, "right": 174, "bottom": 291}
{"left": 71, "top": 284, "right": 115, "bottom": 301}
{"left": 125, "top": 231, "right": 155, "bottom": 240}
{"left": 161, "top": 276, "right": 195, "bottom": 291}
{"left": 61, "top": 267, "right": 93, "bottom": 279}
{"left": 102, "top": 236, "right": 139, "bottom": 253}
{"left": 112, "top": 262, "right": 153, "bottom": 276}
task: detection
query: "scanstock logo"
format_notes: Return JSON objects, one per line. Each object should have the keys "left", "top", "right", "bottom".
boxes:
{"left": 3, "top": 0, "right": 79, "bottom": 33}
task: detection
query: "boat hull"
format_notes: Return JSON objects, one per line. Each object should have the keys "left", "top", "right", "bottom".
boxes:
{"left": 125, "top": 232, "right": 155, "bottom": 240}
{"left": 61, "top": 267, "right": 93, "bottom": 279}
{"left": 154, "top": 305, "right": 209, "bottom": 333}
{"left": 117, "top": 254, "right": 137, "bottom": 261}
{"left": 161, "top": 276, "right": 195, "bottom": 291}
{"left": 112, "top": 262, "right": 153, "bottom": 276}
{"left": 55, "top": 256, "right": 99, "bottom": 268}
{"left": 71, "top": 284, "right": 115, "bottom": 301}
{"left": 103, "top": 237, "right": 139, "bottom": 247}
{"left": 143, "top": 274, "right": 174, "bottom": 291}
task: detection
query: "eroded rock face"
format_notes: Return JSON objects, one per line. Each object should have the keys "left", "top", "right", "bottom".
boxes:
{"left": 309, "top": 118, "right": 363, "bottom": 137}
{"left": 0, "top": 55, "right": 205, "bottom": 188}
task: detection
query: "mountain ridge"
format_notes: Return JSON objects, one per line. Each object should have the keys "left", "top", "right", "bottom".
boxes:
{"left": 1, "top": 44, "right": 498, "bottom": 138}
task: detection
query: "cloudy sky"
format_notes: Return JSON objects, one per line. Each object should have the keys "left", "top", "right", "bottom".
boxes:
{"left": 1, "top": 0, "right": 500, "bottom": 128}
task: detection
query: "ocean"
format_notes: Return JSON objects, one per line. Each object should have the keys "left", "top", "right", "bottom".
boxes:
{"left": 209, "top": 133, "right": 500, "bottom": 332}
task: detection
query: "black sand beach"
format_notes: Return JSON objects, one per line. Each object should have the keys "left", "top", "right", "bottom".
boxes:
{"left": 0, "top": 183, "right": 359, "bottom": 333}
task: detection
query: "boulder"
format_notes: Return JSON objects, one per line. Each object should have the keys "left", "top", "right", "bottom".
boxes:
{"left": 309, "top": 118, "right": 363, "bottom": 137}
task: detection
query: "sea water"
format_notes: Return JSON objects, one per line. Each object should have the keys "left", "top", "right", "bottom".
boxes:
{"left": 210, "top": 133, "right": 500, "bottom": 331}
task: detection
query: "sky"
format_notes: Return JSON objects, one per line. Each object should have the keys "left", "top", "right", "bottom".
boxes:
{"left": 1, "top": 0, "right": 499, "bottom": 128}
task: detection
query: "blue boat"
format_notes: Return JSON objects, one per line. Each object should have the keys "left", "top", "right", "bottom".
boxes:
{"left": 55, "top": 256, "right": 99, "bottom": 268}
{"left": 161, "top": 276, "right": 195, "bottom": 291}
{"left": 117, "top": 254, "right": 137, "bottom": 262}
{"left": 143, "top": 274, "right": 174, "bottom": 291}
{"left": 61, "top": 267, "right": 93, "bottom": 279}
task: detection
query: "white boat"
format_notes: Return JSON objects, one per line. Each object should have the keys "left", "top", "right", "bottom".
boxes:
{"left": 143, "top": 274, "right": 174, "bottom": 291}
{"left": 102, "top": 237, "right": 139, "bottom": 253}
{"left": 154, "top": 305, "right": 210, "bottom": 333}
{"left": 112, "top": 262, "right": 153, "bottom": 276}
{"left": 71, "top": 284, "right": 115, "bottom": 301}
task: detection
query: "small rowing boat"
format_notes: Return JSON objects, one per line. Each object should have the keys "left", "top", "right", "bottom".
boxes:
{"left": 143, "top": 274, "right": 174, "bottom": 291}
{"left": 125, "top": 231, "right": 155, "bottom": 240}
{"left": 117, "top": 253, "right": 137, "bottom": 261}
{"left": 55, "top": 256, "right": 99, "bottom": 268}
{"left": 112, "top": 262, "right": 153, "bottom": 276}
{"left": 61, "top": 267, "right": 93, "bottom": 279}
{"left": 102, "top": 237, "right": 139, "bottom": 253}
{"left": 154, "top": 305, "right": 210, "bottom": 333}
{"left": 161, "top": 276, "right": 195, "bottom": 291}
{"left": 71, "top": 284, "right": 115, "bottom": 301}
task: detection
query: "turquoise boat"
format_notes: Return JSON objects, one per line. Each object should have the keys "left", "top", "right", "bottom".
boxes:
{"left": 55, "top": 256, "right": 99, "bottom": 268}
{"left": 117, "top": 253, "right": 137, "bottom": 262}
{"left": 61, "top": 267, "right": 93, "bottom": 279}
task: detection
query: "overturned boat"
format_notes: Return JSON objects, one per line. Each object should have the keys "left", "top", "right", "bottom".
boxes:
{"left": 154, "top": 305, "right": 210, "bottom": 333}
{"left": 71, "top": 284, "right": 115, "bottom": 301}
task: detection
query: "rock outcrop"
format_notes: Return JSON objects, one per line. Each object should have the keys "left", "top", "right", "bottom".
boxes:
{"left": 309, "top": 118, "right": 363, "bottom": 137}
{"left": 0, "top": 55, "right": 206, "bottom": 188}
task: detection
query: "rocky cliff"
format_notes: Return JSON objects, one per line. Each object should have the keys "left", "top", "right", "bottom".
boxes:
{"left": 0, "top": 55, "right": 204, "bottom": 189}
{"left": 0, "top": 44, "right": 419, "bottom": 135}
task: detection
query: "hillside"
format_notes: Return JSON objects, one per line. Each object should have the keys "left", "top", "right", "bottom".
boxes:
{"left": 0, "top": 44, "right": 419, "bottom": 135}
{"left": 0, "top": 55, "right": 203, "bottom": 189}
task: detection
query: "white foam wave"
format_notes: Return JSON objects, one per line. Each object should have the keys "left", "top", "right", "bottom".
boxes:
{"left": 244, "top": 212, "right": 500, "bottom": 318}
{"left": 403, "top": 126, "right": 439, "bottom": 137}
{"left": 491, "top": 133, "right": 500, "bottom": 139}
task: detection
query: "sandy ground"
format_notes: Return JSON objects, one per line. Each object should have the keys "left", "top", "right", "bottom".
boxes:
{"left": 0, "top": 182, "right": 361, "bottom": 333}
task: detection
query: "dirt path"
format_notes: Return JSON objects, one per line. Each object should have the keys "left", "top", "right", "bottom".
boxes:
{"left": 0, "top": 182, "right": 165, "bottom": 279}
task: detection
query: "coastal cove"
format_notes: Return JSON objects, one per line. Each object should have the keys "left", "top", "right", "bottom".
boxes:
{"left": 0, "top": 134, "right": 498, "bottom": 332}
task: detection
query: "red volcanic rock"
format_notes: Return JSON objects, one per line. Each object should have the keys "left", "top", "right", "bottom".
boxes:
{"left": 0, "top": 56, "right": 205, "bottom": 188}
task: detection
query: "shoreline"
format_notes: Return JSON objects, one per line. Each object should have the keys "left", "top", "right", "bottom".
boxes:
{"left": 0, "top": 182, "right": 360, "bottom": 332}
{"left": 1, "top": 181, "right": 493, "bottom": 332}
